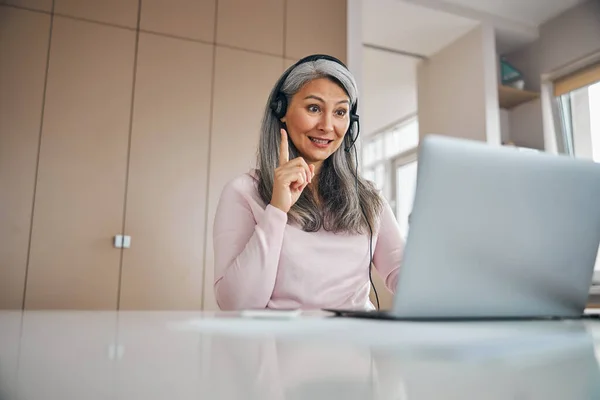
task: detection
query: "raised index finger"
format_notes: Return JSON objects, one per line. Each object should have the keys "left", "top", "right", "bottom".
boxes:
{"left": 279, "top": 128, "right": 289, "bottom": 166}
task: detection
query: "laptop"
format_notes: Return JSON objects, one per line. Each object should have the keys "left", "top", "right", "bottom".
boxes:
{"left": 326, "top": 134, "right": 600, "bottom": 321}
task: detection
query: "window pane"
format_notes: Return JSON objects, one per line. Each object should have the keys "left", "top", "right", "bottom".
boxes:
{"left": 363, "top": 168, "right": 375, "bottom": 183}
{"left": 385, "top": 120, "right": 419, "bottom": 158}
{"left": 556, "top": 81, "right": 600, "bottom": 162}
{"left": 555, "top": 80, "right": 600, "bottom": 271}
{"left": 372, "top": 137, "right": 383, "bottom": 161}
{"left": 373, "top": 163, "right": 385, "bottom": 190}
{"left": 384, "top": 130, "right": 400, "bottom": 157}
{"left": 363, "top": 142, "right": 374, "bottom": 167}
{"left": 395, "top": 160, "right": 418, "bottom": 239}
{"left": 589, "top": 81, "right": 600, "bottom": 162}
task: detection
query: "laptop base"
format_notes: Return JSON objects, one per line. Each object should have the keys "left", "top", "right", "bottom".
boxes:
{"left": 322, "top": 309, "right": 600, "bottom": 322}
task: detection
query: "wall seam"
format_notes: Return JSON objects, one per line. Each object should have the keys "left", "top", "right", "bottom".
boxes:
{"left": 283, "top": 0, "right": 287, "bottom": 58}
{"left": 21, "top": 0, "right": 55, "bottom": 310}
{"left": 200, "top": 0, "right": 220, "bottom": 311}
{"left": 116, "top": 0, "right": 142, "bottom": 310}
{"left": 0, "top": 3, "right": 49, "bottom": 14}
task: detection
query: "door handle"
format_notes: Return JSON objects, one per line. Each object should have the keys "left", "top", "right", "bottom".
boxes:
{"left": 114, "top": 235, "right": 131, "bottom": 249}
{"left": 114, "top": 235, "right": 123, "bottom": 248}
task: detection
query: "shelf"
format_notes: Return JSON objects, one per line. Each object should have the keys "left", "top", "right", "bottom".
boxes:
{"left": 498, "top": 85, "right": 540, "bottom": 109}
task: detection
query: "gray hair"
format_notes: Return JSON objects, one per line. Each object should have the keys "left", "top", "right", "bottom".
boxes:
{"left": 255, "top": 58, "right": 382, "bottom": 234}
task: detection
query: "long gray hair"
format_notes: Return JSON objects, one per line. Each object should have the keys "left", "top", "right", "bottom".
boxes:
{"left": 256, "top": 58, "right": 383, "bottom": 234}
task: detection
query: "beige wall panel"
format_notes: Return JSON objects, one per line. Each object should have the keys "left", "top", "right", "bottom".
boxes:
{"left": 54, "top": 0, "right": 139, "bottom": 28}
{"left": 285, "top": 0, "right": 346, "bottom": 62}
{"left": 202, "top": 47, "right": 282, "bottom": 310}
{"left": 284, "top": 58, "right": 297, "bottom": 70}
{"left": 25, "top": 17, "right": 135, "bottom": 309}
{"left": 0, "top": 7, "right": 50, "bottom": 309}
{"left": 0, "top": 0, "right": 51, "bottom": 12}
{"left": 216, "top": 0, "right": 283, "bottom": 55}
{"left": 417, "top": 25, "right": 499, "bottom": 143}
{"left": 140, "top": 0, "right": 216, "bottom": 42}
{"left": 362, "top": 48, "right": 418, "bottom": 136}
{"left": 119, "top": 33, "right": 212, "bottom": 310}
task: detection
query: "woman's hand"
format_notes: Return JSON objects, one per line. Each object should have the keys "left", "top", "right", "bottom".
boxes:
{"left": 270, "top": 129, "right": 315, "bottom": 213}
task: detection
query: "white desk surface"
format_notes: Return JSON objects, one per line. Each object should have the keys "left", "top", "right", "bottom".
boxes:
{"left": 1, "top": 310, "right": 600, "bottom": 400}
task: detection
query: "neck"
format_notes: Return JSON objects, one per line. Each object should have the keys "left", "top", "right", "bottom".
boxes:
{"left": 308, "top": 161, "right": 322, "bottom": 205}
{"left": 311, "top": 160, "right": 323, "bottom": 177}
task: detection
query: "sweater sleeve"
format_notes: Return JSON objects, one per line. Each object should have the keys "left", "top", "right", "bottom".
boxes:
{"left": 372, "top": 198, "right": 405, "bottom": 293}
{"left": 212, "top": 178, "right": 288, "bottom": 310}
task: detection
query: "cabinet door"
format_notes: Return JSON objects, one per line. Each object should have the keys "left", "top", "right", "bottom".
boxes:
{"left": 25, "top": 17, "right": 135, "bottom": 309}
{"left": 118, "top": 33, "right": 212, "bottom": 310}
{"left": 0, "top": 7, "right": 50, "bottom": 309}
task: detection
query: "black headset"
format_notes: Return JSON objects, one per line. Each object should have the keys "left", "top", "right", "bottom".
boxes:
{"left": 269, "top": 54, "right": 380, "bottom": 310}
{"left": 269, "top": 54, "right": 361, "bottom": 152}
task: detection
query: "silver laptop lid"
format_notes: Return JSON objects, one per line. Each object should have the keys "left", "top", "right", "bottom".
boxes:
{"left": 392, "top": 135, "right": 600, "bottom": 319}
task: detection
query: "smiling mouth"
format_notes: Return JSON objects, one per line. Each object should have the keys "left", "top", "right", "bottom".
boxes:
{"left": 309, "top": 137, "right": 333, "bottom": 145}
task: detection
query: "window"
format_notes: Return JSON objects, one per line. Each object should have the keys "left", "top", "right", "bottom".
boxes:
{"left": 362, "top": 116, "right": 419, "bottom": 233}
{"left": 590, "top": 83, "right": 600, "bottom": 161}
{"left": 554, "top": 63, "right": 600, "bottom": 272}
{"left": 555, "top": 62, "right": 600, "bottom": 162}
{"left": 394, "top": 154, "right": 418, "bottom": 240}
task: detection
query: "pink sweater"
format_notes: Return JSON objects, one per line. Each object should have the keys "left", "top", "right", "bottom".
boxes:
{"left": 212, "top": 171, "right": 405, "bottom": 311}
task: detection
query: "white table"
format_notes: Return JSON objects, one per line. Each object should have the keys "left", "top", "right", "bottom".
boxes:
{"left": 1, "top": 310, "right": 599, "bottom": 399}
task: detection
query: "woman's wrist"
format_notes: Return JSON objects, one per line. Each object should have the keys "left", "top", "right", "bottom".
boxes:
{"left": 269, "top": 201, "right": 288, "bottom": 213}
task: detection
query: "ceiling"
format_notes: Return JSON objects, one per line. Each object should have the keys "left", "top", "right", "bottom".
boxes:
{"left": 363, "top": 0, "right": 586, "bottom": 56}
{"left": 363, "top": 0, "right": 479, "bottom": 57}
{"left": 437, "top": 0, "right": 586, "bottom": 27}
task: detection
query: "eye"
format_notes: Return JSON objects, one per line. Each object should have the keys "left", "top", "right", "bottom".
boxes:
{"left": 307, "top": 104, "right": 320, "bottom": 113}
{"left": 335, "top": 108, "right": 348, "bottom": 117}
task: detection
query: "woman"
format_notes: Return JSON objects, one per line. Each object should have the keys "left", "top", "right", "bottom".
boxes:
{"left": 212, "top": 54, "right": 405, "bottom": 311}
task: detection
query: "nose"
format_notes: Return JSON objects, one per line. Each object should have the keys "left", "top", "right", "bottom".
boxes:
{"left": 317, "top": 113, "right": 334, "bottom": 133}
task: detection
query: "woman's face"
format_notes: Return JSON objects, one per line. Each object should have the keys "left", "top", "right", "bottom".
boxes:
{"left": 281, "top": 78, "right": 351, "bottom": 168}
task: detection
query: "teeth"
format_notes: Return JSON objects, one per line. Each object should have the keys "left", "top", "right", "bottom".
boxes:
{"left": 310, "top": 138, "right": 329, "bottom": 144}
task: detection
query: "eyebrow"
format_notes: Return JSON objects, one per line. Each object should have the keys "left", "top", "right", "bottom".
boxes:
{"left": 303, "top": 95, "right": 350, "bottom": 105}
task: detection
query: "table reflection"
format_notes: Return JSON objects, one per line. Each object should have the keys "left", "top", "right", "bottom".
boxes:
{"left": 193, "top": 318, "right": 600, "bottom": 400}
{"left": 0, "top": 311, "right": 599, "bottom": 400}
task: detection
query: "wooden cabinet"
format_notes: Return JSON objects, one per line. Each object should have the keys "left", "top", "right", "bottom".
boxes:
{"left": 25, "top": 16, "right": 136, "bottom": 309}
{"left": 0, "top": 7, "right": 51, "bottom": 309}
{"left": 1, "top": 4, "right": 218, "bottom": 310}
{"left": 22, "top": 20, "right": 214, "bottom": 310}
{"left": 118, "top": 33, "right": 212, "bottom": 310}
{"left": 1, "top": 0, "right": 349, "bottom": 311}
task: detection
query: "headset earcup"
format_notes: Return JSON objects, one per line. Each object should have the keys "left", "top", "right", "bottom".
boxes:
{"left": 270, "top": 93, "right": 287, "bottom": 120}
{"left": 344, "top": 113, "right": 360, "bottom": 151}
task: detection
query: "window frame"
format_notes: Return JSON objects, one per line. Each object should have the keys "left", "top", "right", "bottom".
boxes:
{"left": 361, "top": 114, "right": 419, "bottom": 219}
